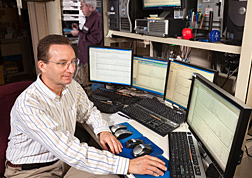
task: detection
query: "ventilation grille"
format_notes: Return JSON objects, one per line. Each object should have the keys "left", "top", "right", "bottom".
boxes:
{"left": 120, "top": 18, "right": 131, "bottom": 32}
{"left": 136, "top": 20, "right": 148, "bottom": 27}
{"left": 149, "top": 22, "right": 166, "bottom": 33}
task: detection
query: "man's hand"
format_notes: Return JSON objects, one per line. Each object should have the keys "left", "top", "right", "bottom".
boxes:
{"left": 99, "top": 131, "right": 123, "bottom": 154}
{"left": 71, "top": 28, "right": 79, "bottom": 36}
{"left": 72, "top": 23, "right": 79, "bottom": 29}
{"left": 129, "top": 155, "right": 167, "bottom": 177}
{"left": 71, "top": 23, "right": 79, "bottom": 36}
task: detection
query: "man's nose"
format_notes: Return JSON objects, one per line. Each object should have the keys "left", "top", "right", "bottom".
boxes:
{"left": 67, "top": 62, "right": 75, "bottom": 73}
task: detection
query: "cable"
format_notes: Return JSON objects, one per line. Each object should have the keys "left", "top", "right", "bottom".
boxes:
{"left": 245, "top": 138, "right": 252, "bottom": 158}
{"left": 245, "top": 145, "right": 252, "bottom": 158}
{"left": 221, "top": 67, "right": 238, "bottom": 88}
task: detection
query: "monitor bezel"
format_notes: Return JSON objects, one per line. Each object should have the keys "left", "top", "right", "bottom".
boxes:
{"left": 132, "top": 55, "right": 169, "bottom": 96}
{"left": 88, "top": 45, "right": 133, "bottom": 87}
{"left": 186, "top": 74, "right": 252, "bottom": 178}
{"left": 163, "top": 59, "right": 218, "bottom": 109}
{"left": 142, "top": 0, "right": 184, "bottom": 10}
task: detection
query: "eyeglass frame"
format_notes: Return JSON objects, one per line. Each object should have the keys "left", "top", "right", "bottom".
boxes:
{"left": 41, "top": 58, "right": 80, "bottom": 69}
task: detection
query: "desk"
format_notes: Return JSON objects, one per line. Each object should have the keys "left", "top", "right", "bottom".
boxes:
{"left": 82, "top": 111, "right": 190, "bottom": 177}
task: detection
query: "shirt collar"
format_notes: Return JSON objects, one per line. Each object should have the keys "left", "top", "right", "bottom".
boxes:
{"left": 87, "top": 10, "right": 97, "bottom": 20}
{"left": 35, "top": 74, "right": 69, "bottom": 101}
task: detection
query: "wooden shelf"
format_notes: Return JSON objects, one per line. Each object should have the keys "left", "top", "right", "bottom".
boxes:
{"left": 106, "top": 30, "right": 241, "bottom": 54}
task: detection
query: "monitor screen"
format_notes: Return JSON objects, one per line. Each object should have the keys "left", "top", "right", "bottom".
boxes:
{"left": 142, "top": 0, "right": 182, "bottom": 10}
{"left": 132, "top": 56, "right": 168, "bottom": 96}
{"left": 187, "top": 74, "right": 252, "bottom": 178}
{"left": 164, "top": 60, "right": 217, "bottom": 109}
{"left": 88, "top": 46, "right": 133, "bottom": 86}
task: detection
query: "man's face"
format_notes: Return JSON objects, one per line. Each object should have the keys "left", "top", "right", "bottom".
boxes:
{"left": 40, "top": 44, "right": 76, "bottom": 88}
{"left": 80, "top": 2, "right": 91, "bottom": 16}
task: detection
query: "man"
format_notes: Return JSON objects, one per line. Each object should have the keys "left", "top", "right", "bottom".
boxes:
{"left": 71, "top": 0, "right": 102, "bottom": 64}
{"left": 5, "top": 34, "right": 167, "bottom": 178}
{"left": 71, "top": 0, "right": 104, "bottom": 90}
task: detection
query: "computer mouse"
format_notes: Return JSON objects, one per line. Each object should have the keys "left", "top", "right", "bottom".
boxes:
{"left": 114, "top": 129, "right": 132, "bottom": 140}
{"left": 110, "top": 124, "right": 127, "bottom": 133}
{"left": 132, "top": 144, "right": 153, "bottom": 158}
{"left": 125, "top": 139, "right": 144, "bottom": 149}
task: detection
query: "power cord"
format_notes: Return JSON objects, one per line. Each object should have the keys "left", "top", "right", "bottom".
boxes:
{"left": 245, "top": 138, "right": 252, "bottom": 158}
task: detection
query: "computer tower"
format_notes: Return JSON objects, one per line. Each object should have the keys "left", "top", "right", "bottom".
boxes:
{"left": 224, "top": 0, "right": 247, "bottom": 44}
{"left": 119, "top": 0, "right": 160, "bottom": 32}
{"left": 107, "top": 0, "right": 119, "bottom": 30}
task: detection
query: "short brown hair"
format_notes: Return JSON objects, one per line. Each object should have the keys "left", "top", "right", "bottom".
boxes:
{"left": 37, "top": 34, "right": 71, "bottom": 62}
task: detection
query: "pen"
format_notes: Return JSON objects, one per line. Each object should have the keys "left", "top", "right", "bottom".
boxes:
{"left": 118, "top": 113, "right": 131, "bottom": 119}
{"left": 199, "top": 14, "right": 204, "bottom": 29}
{"left": 191, "top": 11, "right": 194, "bottom": 28}
{"left": 195, "top": 12, "right": 199, "bottom": 29}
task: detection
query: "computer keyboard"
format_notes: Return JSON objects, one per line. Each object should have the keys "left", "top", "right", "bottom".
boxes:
{"left": 89, "top": 94, "right": 124, "bottom": 113}
{"left": 136, "top": 98, "right": 186, "bottom": 124}
{"left": 91, "top": 88, "right": 140, "bottom": 105}
{"left": 169, "top": 132, "right": 205, "bottom": 178}
{"left": 121, "top": 100, "right": 180, "bottom": 136}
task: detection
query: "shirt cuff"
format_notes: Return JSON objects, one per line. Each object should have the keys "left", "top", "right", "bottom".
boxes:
{"left": 113, "top": 156, "right": 130, "bottom": 175}
{"left": 94, "top": 126, "right": 110, "bottom": 136}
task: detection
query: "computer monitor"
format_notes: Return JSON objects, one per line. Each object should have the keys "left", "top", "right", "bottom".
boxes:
{"left": 187, "top": 74, "right": 252, "bottom": 178}
{"left": 142, "top": 0, "right": 183, "bottom": 10}
{"left": 88, "top": 45, "right": 133, "bottom": 86}
{"left": 164, "top": 60, "right": 218, "bottom": 109}
{"left": 132, "top": 56, "right": 168, "bottom": 96}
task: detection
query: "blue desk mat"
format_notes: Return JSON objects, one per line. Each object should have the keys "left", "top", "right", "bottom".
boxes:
{"left": 134, "top": 155, "right": 170, "bottom": 178}
{"left": 117, "top": 136, "right": 163, "bottom": 159}
{"left": 111, "top": 123, "right": 169, "bottom": 178}
{"left": 110, "top": 122, "right": 143, "bottom": 143}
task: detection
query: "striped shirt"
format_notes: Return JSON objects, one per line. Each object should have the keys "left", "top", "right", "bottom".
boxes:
{"left": 6, "top": 74, "right": 129, "bottom": 175}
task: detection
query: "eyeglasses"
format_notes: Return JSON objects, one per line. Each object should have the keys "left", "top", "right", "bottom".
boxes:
{"left": 80, "top": 4, "right": 87, "bottom": 9}
{"left": 45, "top": 58, "right": 80, "bottom": 69}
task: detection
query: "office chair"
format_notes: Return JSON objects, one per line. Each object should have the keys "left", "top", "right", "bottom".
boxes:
{"left": 0, "top": 81, "right": 33, "bottom": 177}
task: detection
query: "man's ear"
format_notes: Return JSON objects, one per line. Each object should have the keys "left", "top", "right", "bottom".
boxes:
{"left": 38, "top": 60, "right": 46, "bottom": 73}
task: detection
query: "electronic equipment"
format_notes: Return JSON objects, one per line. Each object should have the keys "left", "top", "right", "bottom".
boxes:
{"left": 110, "top": 124, "right": 127, "bottom": 133}
{"left": 107, "top": 0, "right": 119, "bottom": 30}
{"left": 148, "top": 19, "right": 186, "bottom": 37}
{"left": 135, "top": 19, "right": 148, "bottom": 35}
{"left": 88, "top": 94, "right": 124, "bottom": 113}
{"left": 164, "top": 59, "right": 218, "bottom": 109}
{"left": 169, "top": 132, "right": 206, "bottom": 178}
{"left": 121, "top": 97, "right": 182, "bottom": 136}
{"left": 132, "top": 56, "right": 168, "bottom": 96}
{"left": 90, "top": 88, "right": 139, "bottom": 105}
{"left": 143, "top": 0, "right": 196, "bottom": 19}
{"left": 119, "top": 0, "right": 160, "bottom": 32}
{"left": 114, "top": 129, "right": 133, "bottom": 140}
{"left": 132, "top": 144, "right": 153, "bottom": 157}
{"left": 61, "top": 0, "right": 84, "bottom": 44}
{"left": 88, "top": 46, "right": 133, "bottom": 86}
{"left": 126, "top": 139, "right": 144, "bottom": 149}
{"left": 185, "top": 74, "right": 252, "bottom": 178}
{"left": 135, "top": 19, "right": 186, "bottom": 37}
{"left": 142, "top": 0, "right": 183, "bottom": 10}
{"left": 224, "top": 0, "right": 247, "bottom": 44}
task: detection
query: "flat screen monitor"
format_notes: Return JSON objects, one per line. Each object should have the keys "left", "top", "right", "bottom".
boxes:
{"left": 132, "top": 56, "right": 168, "bottom": 96}
{"left": 187, "top": 74, "right": 252, "bottom": 178}
{"left": 142, "top": 0, "right": 183, "bottom": 10}
{"left": 88, "top": 46, "right": 133, "bottom": 86}
{"left": 164, "top": 60, "right": 218, "bottom": 109}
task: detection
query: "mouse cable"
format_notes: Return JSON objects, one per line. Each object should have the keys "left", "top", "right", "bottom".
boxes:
{"left": 245, "top": 138, "right": 252, "bottom": 158}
